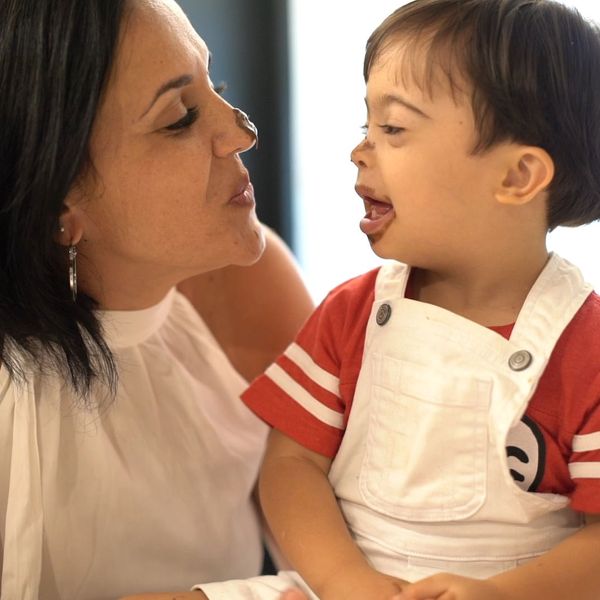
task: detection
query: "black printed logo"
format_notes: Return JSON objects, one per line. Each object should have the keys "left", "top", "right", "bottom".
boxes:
{"left": 505, "top": 415, "right": 546, "bottom": 492}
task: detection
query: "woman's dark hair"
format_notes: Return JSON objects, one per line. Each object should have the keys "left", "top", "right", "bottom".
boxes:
{"left": 0, "top": 0, "right": 127, "bottom": 398}
{"left": 364, "top": 0, "right": 600, "bottom": 229}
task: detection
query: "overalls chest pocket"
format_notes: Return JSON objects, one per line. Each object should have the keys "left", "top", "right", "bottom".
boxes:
{"left": 360, "top": 353, "right": 492, "bottom": 522}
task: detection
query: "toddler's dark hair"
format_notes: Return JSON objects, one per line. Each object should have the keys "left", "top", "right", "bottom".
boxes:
{"left": 365, "top": 0, "right": 600, "bottom": 229}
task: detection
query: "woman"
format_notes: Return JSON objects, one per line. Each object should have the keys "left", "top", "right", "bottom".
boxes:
{"left": 0, "top": 1, "right": 313, "bottom": 599}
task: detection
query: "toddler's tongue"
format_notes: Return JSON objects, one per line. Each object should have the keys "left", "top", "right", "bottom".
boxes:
{"left": 359, "top": 201, "right": 395, "bottom": 235}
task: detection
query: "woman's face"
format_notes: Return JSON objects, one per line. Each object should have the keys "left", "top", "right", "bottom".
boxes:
{"left": 73, "top": 0, "right": 264, "bottom": 308}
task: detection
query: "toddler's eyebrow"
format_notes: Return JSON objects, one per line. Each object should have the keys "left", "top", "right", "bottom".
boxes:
{"left": 368, "top": 93, "right": 430, "bottom": 119}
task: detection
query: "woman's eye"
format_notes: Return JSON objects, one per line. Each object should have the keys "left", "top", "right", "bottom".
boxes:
{"left": 378, "top": 124, "right": 404, "bottom": 135}
{"left": 164, "top": 106, "right": 199, "bottom": 132}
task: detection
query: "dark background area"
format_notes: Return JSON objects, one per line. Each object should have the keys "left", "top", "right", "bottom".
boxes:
{"left": 177, "top": 0, "right": 294, "bottom": 247}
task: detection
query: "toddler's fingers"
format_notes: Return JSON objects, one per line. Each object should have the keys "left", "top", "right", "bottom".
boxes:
{"left": 279, "top": 588, "right": 310, "bottom": 600}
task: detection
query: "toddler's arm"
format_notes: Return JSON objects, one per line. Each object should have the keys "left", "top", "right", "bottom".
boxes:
{"left": 259, "top": 428, "right": 407, "bottom": 600}
{"left": 398, "top": 514, "right": 600, "bottom": 600}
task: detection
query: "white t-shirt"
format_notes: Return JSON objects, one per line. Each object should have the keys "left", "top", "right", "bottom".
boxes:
{"left": 0, "top": 289, "right": 268, "bottom": 600}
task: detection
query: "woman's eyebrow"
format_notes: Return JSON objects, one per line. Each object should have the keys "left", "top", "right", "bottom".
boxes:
{"left": 139, "top": 74, "right": 193, "bottom": 119}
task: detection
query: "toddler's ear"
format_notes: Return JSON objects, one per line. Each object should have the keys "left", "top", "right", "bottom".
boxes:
{"left": 495, "top": 146, "right": 554, "bottom": 205}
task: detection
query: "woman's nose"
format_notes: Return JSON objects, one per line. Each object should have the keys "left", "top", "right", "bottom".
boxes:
{"left": 213, "top": 103, "right": 258, "bottom": 157}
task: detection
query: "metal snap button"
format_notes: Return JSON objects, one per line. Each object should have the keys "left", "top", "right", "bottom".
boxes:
{"left": 376, "top": 303, "right": 392, "bottom": 326}
{"left": 508, "top": 350, "right": 533, "bottom": 371}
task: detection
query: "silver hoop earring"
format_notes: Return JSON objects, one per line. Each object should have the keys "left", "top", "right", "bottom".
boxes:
{"left": 69, "top": 245, "right": 78, "bottom": 301}
{"left": 233, "top": 107, "right": 259, "bottom": 147}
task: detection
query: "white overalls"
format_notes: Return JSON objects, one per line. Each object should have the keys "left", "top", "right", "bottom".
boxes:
{"left": 198, "top": 254, "right": 592, "bottom": 599}
{"left": 330, "top": 253, "right": 590, "bottom": 581}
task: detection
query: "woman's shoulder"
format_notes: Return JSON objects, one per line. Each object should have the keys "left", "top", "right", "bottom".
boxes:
{"left": 0, "top": 362, "right": 8, "bottom": 399}
{"left": 178, "top": 227, "right": 314, "bottom": 381}
{"left": 0, "top": 360, "right": 30, "bottom": 410}
{"left": 0, "top": 356, "right": 23, "bottom": 400}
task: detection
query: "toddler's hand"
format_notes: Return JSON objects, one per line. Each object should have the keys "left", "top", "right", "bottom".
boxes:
{"left": 279, "top": 589, "right": 310, "bottom": 600}
{"left": 319, "top": 565, "right": 407, "bottom": 600}
{"left": 395, "top": 573, "right": 508, "bottom": 600}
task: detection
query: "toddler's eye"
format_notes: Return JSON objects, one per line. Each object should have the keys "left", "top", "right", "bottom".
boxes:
{"left": 165, "top": 106, "right": 199, "bottom": 132}
{"left": 379, "top": 124, "right": 404, "bottom": 135}
{"left": 360, "top": 123, "right": 368, "bottom": 135}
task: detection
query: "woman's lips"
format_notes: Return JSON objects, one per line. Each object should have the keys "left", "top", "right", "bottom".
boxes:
{"left": 229, "top": 182, "right": 255, "bottom": 207}
{"left": 359, "top": 197, "right": 396, "bottom": 235}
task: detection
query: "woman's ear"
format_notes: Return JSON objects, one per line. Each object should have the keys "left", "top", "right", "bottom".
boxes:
{"left": 56, "top": 188, "right": 86, "bottom": 247}
{"left": 495, "top": 146, "right": 555, "bottom": 206}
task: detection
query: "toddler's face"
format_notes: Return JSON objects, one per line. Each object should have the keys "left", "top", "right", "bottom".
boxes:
{"left": 351, "top": 44, "right": 509, "bottom": 271}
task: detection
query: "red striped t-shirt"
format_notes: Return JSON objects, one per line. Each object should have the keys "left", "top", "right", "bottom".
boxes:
{"left": 243, "top": 269, "right": 600, "bottom": 514}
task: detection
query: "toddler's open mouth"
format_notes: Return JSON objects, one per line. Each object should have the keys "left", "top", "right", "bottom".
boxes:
{"left": 360, "top": 197, "right": 396, "bottom": 235}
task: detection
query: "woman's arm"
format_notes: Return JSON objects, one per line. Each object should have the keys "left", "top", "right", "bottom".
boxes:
{"left": 178, "top": 226, "right": 314, "bottom": 381}
{"left": 260, "top": 429, "right": 406, "bottom": 600}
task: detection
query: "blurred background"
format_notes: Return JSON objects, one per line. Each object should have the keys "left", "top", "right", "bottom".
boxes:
{"left": 179, "top": 0, "right": 600, "bottom": 302}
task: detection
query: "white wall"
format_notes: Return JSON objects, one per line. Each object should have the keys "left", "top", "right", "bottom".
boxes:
{"left": 289, "top": 0, "right": 600, "bottom": 302}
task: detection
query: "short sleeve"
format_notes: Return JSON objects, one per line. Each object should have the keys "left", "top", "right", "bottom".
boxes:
{"left": 242, "top": 269, "right": 378, "bottom": 458}
{"left": 568, "top": 373, "right": 600, "bottom": 513}
{"left": 242, "top": 294, "right": 347, "bottom": 457}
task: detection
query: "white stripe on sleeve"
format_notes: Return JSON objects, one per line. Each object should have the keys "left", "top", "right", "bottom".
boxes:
{"left": 284, "top": 343, "right": 340, "bottom": 396}
{"left": 572, "top": 431, "right": 600, "bottom": 453}
{"left": 568, "top": 462, "right": 600, "bottom": 479}
{"left": 265, "top": 363, "right": 344, "bottom": 429}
